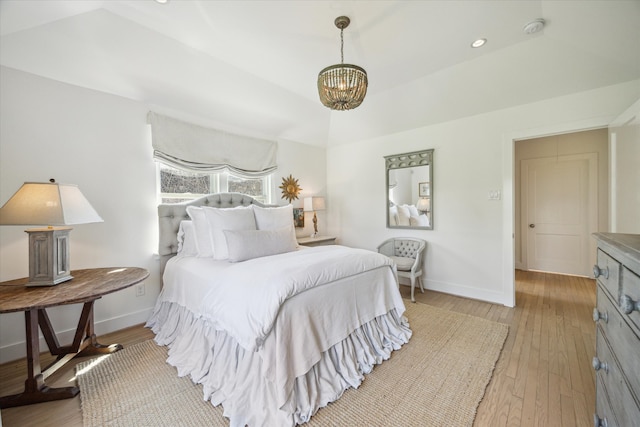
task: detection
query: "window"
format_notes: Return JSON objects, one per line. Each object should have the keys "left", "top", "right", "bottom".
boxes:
{"left": 158, "top": 164, "right": 272, "bottom": 204}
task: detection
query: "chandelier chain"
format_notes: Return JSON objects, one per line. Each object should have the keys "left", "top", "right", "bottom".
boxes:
{"left": 340, "top": 28, "right": 344, "bottom": 64}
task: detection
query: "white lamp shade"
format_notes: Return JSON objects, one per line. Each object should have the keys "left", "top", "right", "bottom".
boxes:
{"left": 416, "top": 198, "right": 430, "bottom": 212}
{"left": 303, "top": 197, "right": 325, "bottom": 212}
{"left": 0, "top": 182, "right": 103, "bottom": 226}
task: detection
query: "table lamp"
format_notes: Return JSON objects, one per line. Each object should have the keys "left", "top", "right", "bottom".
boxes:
{"left": 416, "top": 197, "right": 430, "bottom": 214}
{"left": 303, "top": 196, "right": 325, "bottom": 237}
{"left": 0, "top": 180, "right": 103, "bottom": 286}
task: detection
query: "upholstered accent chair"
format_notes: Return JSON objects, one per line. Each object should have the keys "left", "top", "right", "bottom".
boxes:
{"left": 377, "top": 238, "right": 426, "bottom": 302}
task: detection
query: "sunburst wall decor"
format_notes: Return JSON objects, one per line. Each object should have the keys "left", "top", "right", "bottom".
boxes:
{"left": 279, "top": 175, "right": 302, "bottom": 202}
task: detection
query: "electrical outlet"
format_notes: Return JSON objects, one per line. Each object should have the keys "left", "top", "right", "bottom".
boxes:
{"left": 135, "top": 283, "right": 145, "bottom": 297}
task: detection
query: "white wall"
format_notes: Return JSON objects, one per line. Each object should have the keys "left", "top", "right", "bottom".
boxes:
{"left": 276, "top": 139, "right": 327, "bottom": 239}
{"left": 326, "top": 81, "right": 640, "bottom": 307}
{"left": 0, "top": 66, "right": 326, "bottom": 363}
{"left": 389, "top": 168, "right": 412, "bottom": 205}
{"left": 609, "top": 99, "right": 640, "bottom": 234}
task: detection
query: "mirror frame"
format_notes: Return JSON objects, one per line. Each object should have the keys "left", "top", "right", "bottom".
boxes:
{"left": 385, "top": 149, "right": 434, "bottom": 230}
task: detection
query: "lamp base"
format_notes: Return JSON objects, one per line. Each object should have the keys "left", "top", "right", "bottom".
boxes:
{"left": 312, "top": 212, "right": 319, "bottom": 237}
{"left": 26, "top": 274, "right": 74, "bottom": 287}
{"left": 26, "top": 227, "right": 73, "bottom": 287}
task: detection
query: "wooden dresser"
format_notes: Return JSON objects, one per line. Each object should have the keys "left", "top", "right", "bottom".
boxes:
{"left": 592, "top": 233, "right": 640, "bottom": 427}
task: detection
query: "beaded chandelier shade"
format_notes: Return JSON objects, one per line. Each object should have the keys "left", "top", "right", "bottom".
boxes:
{"left": 317, "top": 16, "right": 368, "bottom": 111}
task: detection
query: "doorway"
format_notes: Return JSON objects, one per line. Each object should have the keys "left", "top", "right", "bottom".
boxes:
{"left": 515, "top": 129, "right": 608, "bottom": 277}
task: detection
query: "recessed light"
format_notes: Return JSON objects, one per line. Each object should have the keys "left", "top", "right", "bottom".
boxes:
{"left": 155, "top": 0, "right": 169, "bottom": 4}
{"left": 471, "top": 38, "right": 486, "bottom": 48}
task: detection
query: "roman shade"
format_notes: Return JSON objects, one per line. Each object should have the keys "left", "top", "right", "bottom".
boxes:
{"left": 148, "top": 112, "right": 277, "bottom": 177}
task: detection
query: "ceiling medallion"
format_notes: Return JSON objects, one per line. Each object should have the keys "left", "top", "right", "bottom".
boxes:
{"left": 279, "top": 175, "right": 303, "bottom": 202}
{"left": 317, "top": 16, "right": 368, "bottom": 111}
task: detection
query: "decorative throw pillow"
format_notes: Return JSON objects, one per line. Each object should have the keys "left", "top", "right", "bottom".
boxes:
{"left": 396, "top": 205, "right": 411, "bottom": 226}
{"left": 252, "top": 204, "right": 298, "bottom": 248}
{"left": 224, "top": 227, "right": 298, "bottom": 262}
{"left": 409, "top": 214, "right": 430, "bottom": 227}
{"left": 186, "top": 206, "right": 214, "bottom": 257}
{"left": 389, "top": 205, "right": 399, "bottom": 226}
{"left": 177, "top": 220, "right": 198, "bottom": 257}
{"left": 203, "top": 205, "right": 257, "bottom": 260}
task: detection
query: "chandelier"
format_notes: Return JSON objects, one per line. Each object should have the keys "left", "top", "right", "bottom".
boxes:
{"left": 317, "top": 16, "right": 368, "bottom": 111}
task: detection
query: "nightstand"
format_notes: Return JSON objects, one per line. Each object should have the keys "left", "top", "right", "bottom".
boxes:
{"left": 297, "top": 235, "right": 337, "bottom": 247}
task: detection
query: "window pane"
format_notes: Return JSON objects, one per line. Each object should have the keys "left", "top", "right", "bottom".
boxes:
{"left": 159, "top": 165, "right": 210, "bottom": 203}
{"left": 228, "top": 174, "right": 263, "bottom": 198}
{"left": 160, "top": 165, "right": 209, "bottom": 195}
{"left": 158, "top": 164, "right": 271, "bottom": 204}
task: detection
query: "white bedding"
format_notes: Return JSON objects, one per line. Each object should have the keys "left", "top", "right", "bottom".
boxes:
{"left": 148, "top": 245, "right": 411, "bottom": 426}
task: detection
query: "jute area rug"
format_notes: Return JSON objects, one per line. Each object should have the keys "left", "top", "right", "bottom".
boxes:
{"left": 77, "top": 302, "right": 508, "bottom": 426}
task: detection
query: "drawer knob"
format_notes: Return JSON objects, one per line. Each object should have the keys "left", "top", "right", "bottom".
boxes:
{"left": 594, "top": 413, "right": 608, "bottom": 427}
{"left": 592, "top": 356, "right": 609, "bottom": 373}
{"left": 592, "top": 308, "right": 608, "bottom": 323}
{"left": 619, "top": 294, "right": 640, "bottom": 314}
{"left": 593, "top": 265, "right": 609, "bottom": 279}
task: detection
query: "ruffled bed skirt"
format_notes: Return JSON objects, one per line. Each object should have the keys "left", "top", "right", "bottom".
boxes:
{"left": 146, "top": 301, "right": 412, "bottom": 426}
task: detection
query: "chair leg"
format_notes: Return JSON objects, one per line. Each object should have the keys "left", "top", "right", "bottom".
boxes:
{"left": 410, "top": 277, "right": 416, "bottom": 303}
{"left": 419, "top": 276, "right": 424, "bottom": 293}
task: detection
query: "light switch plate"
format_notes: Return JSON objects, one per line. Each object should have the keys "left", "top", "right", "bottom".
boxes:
{"left": 488, "top": 190, "right": 501, "bottom": 200}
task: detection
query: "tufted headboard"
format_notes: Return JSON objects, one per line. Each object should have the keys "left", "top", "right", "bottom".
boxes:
{"left": 158, "top": 192, "right": 267, "bottom": 277}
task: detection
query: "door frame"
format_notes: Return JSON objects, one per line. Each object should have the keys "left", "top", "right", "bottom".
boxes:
{"left": 501, "top": 118, "right": 611, "bottom": 307}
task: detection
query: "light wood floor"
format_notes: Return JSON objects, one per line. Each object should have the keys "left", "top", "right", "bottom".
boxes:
{"left": 0, "top": 270, "right": 596, "bottom": 426}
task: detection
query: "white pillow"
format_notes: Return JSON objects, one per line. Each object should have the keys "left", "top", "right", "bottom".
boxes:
{"left": 389, "top": 205, "right": 399, "bottom": 226}
{"left": 203, "top": 205, "right": 257, "bottom": 260}
{"left": 186, "top": 206, "right": 214, "bottom": 257}
{"left": 253, "top": 204, "right": 298, "bottom": 248}
{"left": 397, "top": 205, "right": 411, "bottom": 226}
{"left": 224, "top": 227, "right": 298, "bottom": 262}
{"left": 409, "top": 214, "right": 430, "bottom": 227}
{"left": 177, "top": 221, "right": 198, "bottom": 257}
{"left": 407, "top": 205, "right": 420, "bottom": 218}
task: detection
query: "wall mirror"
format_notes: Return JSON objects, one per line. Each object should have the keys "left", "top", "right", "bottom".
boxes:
{"left": 385, "top": 149, "right": 433, "bottom": 230}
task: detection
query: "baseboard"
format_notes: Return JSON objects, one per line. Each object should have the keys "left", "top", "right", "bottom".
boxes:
{"left": 0, "top": 308, "right": 153, "bottom": 365}
{"left": 412, "top": 279, "right": 514, "bottom": 307}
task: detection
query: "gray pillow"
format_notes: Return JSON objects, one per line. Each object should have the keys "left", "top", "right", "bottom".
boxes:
{"left": 224, "top": 226, "right": 298, "bottom": 262}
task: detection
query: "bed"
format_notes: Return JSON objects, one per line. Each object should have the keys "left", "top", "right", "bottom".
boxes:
{"left": 147, "top": 193, "right": 412, "bottom": 426}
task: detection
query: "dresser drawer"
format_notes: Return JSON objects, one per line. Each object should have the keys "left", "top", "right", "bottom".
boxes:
{"left": 595, "top": 249, "right": 621, "bottom": 300}
{"left": 594, "top": 329, "right": 640, "bottom": 426}
{"left": 621, "top": 267, "right": 640, "bottom": 334}
{"left": 596, "top": 287, "right": 640, "bottom": 401}
{"left": 595, "top": 375, "right": 619, "bottom": 427}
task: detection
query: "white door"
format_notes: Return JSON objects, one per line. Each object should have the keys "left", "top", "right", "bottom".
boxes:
{"left": 522, "top": 154, "right": 597, "bottom": 276}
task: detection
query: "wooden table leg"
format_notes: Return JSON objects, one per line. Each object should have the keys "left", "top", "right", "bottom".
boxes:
{"left": 0, "top": 301, "right": 125, "bottom": 409}
{"left": 0, "top": 309, "right": 79, "bottom": 409}
{"left": 76, "top": 301, "right": 123, "bottom": 356}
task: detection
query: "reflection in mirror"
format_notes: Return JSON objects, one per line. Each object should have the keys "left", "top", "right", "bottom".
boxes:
{"left": 385, "top": 149, "right": 433, "bottom": 230}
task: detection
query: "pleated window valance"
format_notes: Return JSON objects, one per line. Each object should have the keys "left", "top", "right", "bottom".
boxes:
{"left": 148, "top": 112, "right": 278, "bottom": 177}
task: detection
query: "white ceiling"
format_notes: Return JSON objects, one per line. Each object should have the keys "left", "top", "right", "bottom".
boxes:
{"left": 1, "top": 1, "right": 639, "bottom": 147}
